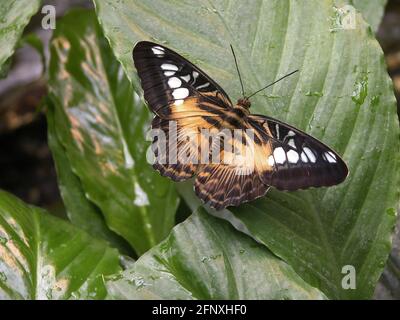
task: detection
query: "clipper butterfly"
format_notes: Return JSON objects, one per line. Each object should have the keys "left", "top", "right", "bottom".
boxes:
{"left": 133, "top": 41, "right": 348, "bottom": 210}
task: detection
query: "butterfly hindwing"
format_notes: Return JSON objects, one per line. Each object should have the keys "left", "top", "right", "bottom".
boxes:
{"left": 192, "top": 125, "right": 271, "bottom": 209}
{"left": 194, "top": 163, "right": 269, "bottom": 210}
{"left": 248, "top": 114, "right": 348, "bottom": 191}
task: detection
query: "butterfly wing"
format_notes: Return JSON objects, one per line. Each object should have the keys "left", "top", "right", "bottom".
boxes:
{"left": 248, "top": 114, "right": 349, "bottom": 191}
{"left": 193, "top": 127, "right": 270, "bottom": 209}
{"left": 193, "top": 114, "right": 348, "bottom": 209}
{"left": 132, "top": 41, "right": 233, "bottom": 117}
{"left": 133, "top": 41, "right": 233, "bottom": 181}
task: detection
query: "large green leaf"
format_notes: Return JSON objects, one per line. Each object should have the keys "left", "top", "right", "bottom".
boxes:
{"left": 106, "top": 209, "right": 326, "bottom": 300}
{"left": 47, "top": 101, "right": 130, "bottom": 254}
{"left": 95, "top": 0, "right": 400, "bottom": 299}
{"left": 0, "top": 0, "right": 40, "bottom": 72}
{"left": 0, "top": 190, "right": 121, "bottom": 299}
{"left": 351, "top": 0, "right": 387, "bottom": 32}
{"left": 48, "top": 10, "right": 179, "bottom": 255}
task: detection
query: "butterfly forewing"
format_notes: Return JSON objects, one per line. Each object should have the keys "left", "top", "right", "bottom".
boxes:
{"left": 132, "top": 41, "right": 233, "bottom": 117}
{"left": 133, "top": 41, "right": 233, "bottom": 185}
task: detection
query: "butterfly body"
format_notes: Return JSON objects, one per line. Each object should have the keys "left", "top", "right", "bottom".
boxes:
{"left": 133, "top": 41, "right": 348, "bottom": 210}
{"left": 215, "top": 106, "right": 249, "bottom": 129}
{"left": 237, "top": 97, "right": 252, "bottom": 110}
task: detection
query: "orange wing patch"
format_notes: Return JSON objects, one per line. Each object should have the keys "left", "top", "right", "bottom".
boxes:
{"left": 152, "top": 97, "right": 275, "bottom": 208}
{"left": 193, "top": 120, "right": 273, "bottom": 209}
{"left": 151, "top": 96, "right": 226, "bottom": 181}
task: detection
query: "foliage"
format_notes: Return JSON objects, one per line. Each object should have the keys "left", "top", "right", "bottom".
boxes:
{"left": 0, "top": 0, "right": 41, "bottom": 74}
{"left": 47, "top": 11, "right": 179, "bottom": 256}
{"left": 0, "top": 190, "right": 121, "bottom": 299}
{"left": 95, "top": 0, "right": 399, "bottom": 299}
{"left": 0, "top": 0, "right": 398, "bottom": 300}
{"left": 106, "top": 209, "right": 326, "bottom": 300}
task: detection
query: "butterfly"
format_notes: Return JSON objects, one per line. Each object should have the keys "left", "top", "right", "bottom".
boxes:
{"left": 132, "top": 41, "right": 348, "bottom": 210}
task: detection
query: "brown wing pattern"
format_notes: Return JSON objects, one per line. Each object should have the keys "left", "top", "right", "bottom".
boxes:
{"left": 194, "top": 164, "right": 269, "bottom": 210}
{"left": 193, "top": 121, "right": 272, "bottom": 209}
{"left": 150, "top": 97, "right": 273, "bottom": 208}
{"left": 151, "top": 95, "right": 226, "bottom": 182}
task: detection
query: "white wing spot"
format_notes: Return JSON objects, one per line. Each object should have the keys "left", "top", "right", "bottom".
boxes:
{"left": 152, "top": 46, "right": 165, "bottom": 56}
{"left": 288, "top": 130, "right": 295, "bottom": 136}
{"left": 172, "top": 88, "right": 189, "bottom": 100}
{"left": 275, "top": 124, "right": 280, "bottom": 139}
{"left": 192, "top": 71, "right": 199, "bottom": 85}
{"left": 300, "top": 152, "right": 308, "bottom": 163}
{"left": 267, "top": 155, "right": 275, "bottom": 166}
{"left": 287, "top": 150, "right": 299, "bottom": 163}
{"left": 196, "top": 82, "right": 210, "bottom": 90}
{"left": 168, "top": 77, "right": 182, "bottom": 89}
{"left": 164, "top": 71, "right": 175, "bottom": 76}
{"left": 181, "top": 74, "right": 190, "bottom": 82}
{"left": 288, "top": 139, "right": 296, "bottom": 149}
{"left": 273, "top": 147, "right": 286, "bottom": 164}
{"left": 303, "top": 147, "right": 316, "bottom": 163}
{"left": 174, "top": 99, "right": 184, "bottom": 106}
{"left": 161, "top": 63, "right": 178, "bottom": 71}
{"left": 325, "top": 151, "right": 337, "bottom": 163}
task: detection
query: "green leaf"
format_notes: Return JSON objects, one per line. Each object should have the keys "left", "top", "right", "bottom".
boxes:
{"left": 47, "top": 100, "right": 131, "bottom": 254}
{"left": 0, "top": 190, "right": 121, "bottom": 300}
{"left": 48, "top": 10, "right": 179, "bottom": 256}
{"left": 106, "top": 209, "right": 326, "bottom": 300}
{"left": 96, "top": 0, "right": 400, "bottom": 299}
{"left": 0, "top": 57, "right": 12, "bottom": 79}
{"left": 351, "top": 0, "right": 387, "bottom": 32}
{"left": 0, "top": 0, "right": 41, "bottom": 73}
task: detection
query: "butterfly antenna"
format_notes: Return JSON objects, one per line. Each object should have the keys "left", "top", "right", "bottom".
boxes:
{"left": 246, "top": 70, "right": 299, "bottom": 99}
{"left": 230, "top": 44, "right": 245, "bottom": 97}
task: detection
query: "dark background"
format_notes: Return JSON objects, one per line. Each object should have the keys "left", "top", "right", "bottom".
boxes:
{"left": 0, "top": 0, "right": 399, "bottom": 299}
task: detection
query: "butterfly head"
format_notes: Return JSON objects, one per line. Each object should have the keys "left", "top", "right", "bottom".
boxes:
{"left": 237, "top": 97, "right": 251, "bottom": 109}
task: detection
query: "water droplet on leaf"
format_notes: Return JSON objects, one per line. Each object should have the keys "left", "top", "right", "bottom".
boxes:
{"left": 305, "top": 91, "right": 323, "bottom": 97}
{"left": 46, "top": 289, "right": 53, "bottom": 300}
{"left": 0, "top": 236, "right": 7, "bottom": 245}
{"left": 386, "top": 208, "right": 396, "bottom": 217}
{"left": 351, "top": 75, "right": 368, "bottom": 105}
{"left": 0, "top": 272, "right": 7, "bottom": 282}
